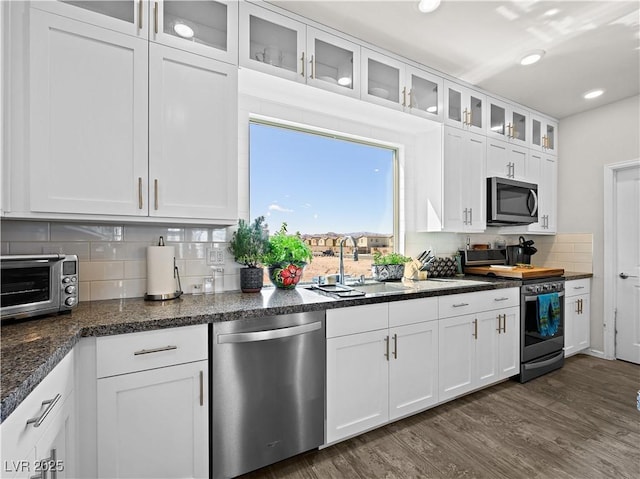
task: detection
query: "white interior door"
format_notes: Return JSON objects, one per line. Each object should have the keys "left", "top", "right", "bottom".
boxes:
{"left": 615, "top": 165, "right": 640, "bottom": 364}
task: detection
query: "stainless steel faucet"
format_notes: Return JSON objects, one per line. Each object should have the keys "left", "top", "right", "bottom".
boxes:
{"left": 338, "top": 236, "right": 358, "bottom": 285}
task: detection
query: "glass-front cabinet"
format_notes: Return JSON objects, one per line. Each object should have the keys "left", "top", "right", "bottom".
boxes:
{"left": 487, "top": 97, "right": 529, "bottom": 147}
{"left": 31, "top": 1, "right": 238, "bottom": 62}
{"left": 33, "top": 0, "right": 148, "bottom": 37}
{"left": 150, "top": 0, "right": 238, "bottom": 63}
{"left": 361, "top": 49, "right": 442, "bottom": 120}
{"left": 444, "top": 80, "right": 485, "bottom": 134}
{"left": 306, "top": 27, "right": 361, "bottom": 98}
{"left": 530, "top": 114, "right": 558, "bottom": 155}
{"left": 240, "top": 3, "right": 360, "bottom": 97}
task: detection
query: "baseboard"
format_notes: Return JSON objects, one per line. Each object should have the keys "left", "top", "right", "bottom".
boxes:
{"left": 584, "top": 348, "right": 607, "bottom": 359}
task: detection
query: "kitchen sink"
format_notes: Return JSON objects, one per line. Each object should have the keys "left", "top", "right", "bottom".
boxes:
{"left": 310, "top": 281, "right": 413, "bottom": 298}
{"left": 353, "top": 282, "right": 413, "bottom": 295}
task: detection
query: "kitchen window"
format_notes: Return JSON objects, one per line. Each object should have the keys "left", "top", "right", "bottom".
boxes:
{"left": 249, "top": 120, "right": 398, "bottom": 282}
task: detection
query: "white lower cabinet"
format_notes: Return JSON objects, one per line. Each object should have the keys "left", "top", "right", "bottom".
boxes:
{"left": 95, "top": 325, "right": 208, "bottom": 479}
{"left": 438, "top": 289, "right": 520, "bottom": 402}
{"left": 0, "top": 350, "right": 75, "bottom": 479}
{"left": 326, "top": 299, "right": 439, "bottom": 444}
{"left": 564, "top": 279, "right": 591, "bottom": 357}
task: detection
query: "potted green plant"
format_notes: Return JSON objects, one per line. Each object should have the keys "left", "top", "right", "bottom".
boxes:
{"left": 371, "top": 251, "right": 412, "bottom": 281}
{"left": 228, "top": 216, "right": 270, "bottom": 293}
{"left": 262, "top": 223, "right": 313, "bottom": 289}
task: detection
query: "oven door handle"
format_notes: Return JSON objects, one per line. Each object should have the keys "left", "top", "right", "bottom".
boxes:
{"left": 524, "top": 291, "right": 565, "bottom": 302}
{"left": 523, "top": 351, "right": 564, "bottom": 370}
{"left": 0, "top": 254, "right": 65, "bottom": 262}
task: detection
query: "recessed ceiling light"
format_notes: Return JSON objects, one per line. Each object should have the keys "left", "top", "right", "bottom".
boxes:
{"left": 418, "top": 0, "right": 441, "bottom": 13}
{"left": 173, "top": 22, "right": 194, "bottom": 39}
{"left": 520, "top": 50, "right": 545, "bottom": 66}
{"left": 583, "top": 89, "right": 604, "bottom": 100}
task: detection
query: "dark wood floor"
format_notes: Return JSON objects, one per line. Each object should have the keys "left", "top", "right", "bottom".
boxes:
{"left": 243, "top": 355, "right": 640, "bottom": 479}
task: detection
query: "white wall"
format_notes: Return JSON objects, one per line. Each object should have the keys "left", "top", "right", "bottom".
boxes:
{"left": 557, "top": 95, "right": 640, "bottom": 354}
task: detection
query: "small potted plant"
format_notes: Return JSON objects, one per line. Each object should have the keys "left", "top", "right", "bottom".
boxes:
{"left": 371, "top": 251, "right": 412, "bottom": 281}
{"left": 228, "top": 216, "right": 270, "bottom": 293}
{"left": 262, "top": 223, "right": 313, "bottom": 289}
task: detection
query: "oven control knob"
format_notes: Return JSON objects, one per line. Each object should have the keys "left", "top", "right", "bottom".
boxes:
{"left": 65, "top": 297, "right": 77, "bottom": 307}
{"left": 65, "top": 285, "right": 76, "bottom": 294}
{"left": 62, "top": 277, "right": 71, "bottom": 284}
{"left": 542, "top": 284, "right": 550, "bottom": 291}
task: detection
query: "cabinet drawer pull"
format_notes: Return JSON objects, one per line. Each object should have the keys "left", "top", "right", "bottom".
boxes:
{"left": 573, "top": 286, "right": 585, "bottom": 290}
{"left": 154, "top": 179, "right": 159, "bottom": 210}
{"left": 300, "top": 51, "right": 305, "bottom": 77}
{"left": 154, "top": 2, "right": 159, "bottom": 34}
{"left": 26, "top": 393, "right": 61, "bottom": 428}
{"left": 393, "top": 333, "right": 398, "bottom": 359}
{"left": 138, "top": 177, "right": 143, "bottom": 209}
{"left": 138, "top": 0, "right": 143, "bottom": 29}
{"left": 452, "top": 302, "right": 469, "bottom": 308}
{"left": 133, "top": 345, "right": 178, "bottom": 356}
{"left": 494, "top": 297, "right": 510, "bottom": 302}
{"left": 473, "top": 318, "right": 478, "bottom": 339}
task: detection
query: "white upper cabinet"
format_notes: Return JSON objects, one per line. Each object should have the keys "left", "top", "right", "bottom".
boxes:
{"left": 444, "top": 80, "right": 486, "bottom": 134}
{"left": 29, "top": 8, "right": 149, "bottom": 217}
{"left": 149, "top": 0, "right": 238, "bottom": 63}
{"left": 486, "top": 139, "right": 529, "bottom": 181}
{"left": 32, "top": 0, "right": 149, "bottom": 38}
{"left": 148, "top": 44, "right": 237, "bottom": 221}
{"left": 306, "top": 26, "right": 361, "bottom": 98}
{"left": 487, "top": 97, "right": 529, "bottom": 147}
{"left": 32, "top": 1, "right": 238, "bottom": 62}
{"left": 361, "top": 49, "right": 442, "bottom": 121}
{"left": 530, "top": 113, "right": 558, "bottom": 155}
{"left": 240, "top": 3, "right": 360, "bottom": 97}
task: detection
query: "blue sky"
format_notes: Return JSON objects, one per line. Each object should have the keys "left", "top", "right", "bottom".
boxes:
{"left": 250, "top": 122, "right": 395, "bottom": 235}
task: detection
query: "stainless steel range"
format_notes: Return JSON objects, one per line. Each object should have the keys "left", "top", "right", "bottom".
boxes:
{"left": 519, "top": 277, "right": 565, "bottom": 382}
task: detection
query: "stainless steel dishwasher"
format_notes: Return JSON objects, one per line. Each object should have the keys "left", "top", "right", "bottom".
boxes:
{"left": 210, "top": 310, "right": 325, "bottom": 479}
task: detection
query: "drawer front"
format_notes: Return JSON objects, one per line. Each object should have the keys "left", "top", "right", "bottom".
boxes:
{"left": 439, "top": 288, "right": 519, "bottom": 318}
{"left": 96, "top": 324, "right": 207, "bottom": 378}
{"left": 566, "top": 279, "right": 590, "bottom": 297}
{"left": 327, "top": 303, "right": 388, "bottom": 338}
{"left": 389, "top": 297, "right": 438, "bottom": 327}
{"left": 1, "top": 349, "right": 74, "bottom": 463}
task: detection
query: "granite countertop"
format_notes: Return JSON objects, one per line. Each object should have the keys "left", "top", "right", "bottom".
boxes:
{"left": 0, "top": 274, "right": 563, "bottom": 423}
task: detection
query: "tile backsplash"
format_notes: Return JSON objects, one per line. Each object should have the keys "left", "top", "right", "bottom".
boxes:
{"left": 1, "top": 220, "right": 239, "bottom": 301}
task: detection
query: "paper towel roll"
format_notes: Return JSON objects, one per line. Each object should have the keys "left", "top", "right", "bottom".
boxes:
{"left": 146, "top": 246, "right": 176, "bottom": 296}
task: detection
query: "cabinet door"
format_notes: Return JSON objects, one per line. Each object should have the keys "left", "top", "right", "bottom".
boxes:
{"left": 148, "top": 44, "right": 237, "bottom": 221}
{"left": 239, "top": 2, "right": 305, "bottom": 82}
{"left": 306, "top": 27, "right": 360, "bottom": 98}
{"left": 32, "top": 0, "right": 148, "bottom": 38}
{"left": 326, "top": 329, "right": 389, "bottom": 443}
{"left": 509, "top": 106, "right": 529, "bottom": 147}
{"left": 444, "top": 81, "right": 485, "bottom": 134}
{"left": 149, "top": 0, "right": 238, "bottom": 64}
{"left": 389, "top": 321, "right": 438, "bottom": 420}
{"left": 464, "top": 131, "right": 486, "bottom": 231}
{"left": 475, "top": 312, "right": 499, "bottom": 388}
{"left": 29, "top": 9, "right": 149, "bottom": 216}
{"left": 405, "top": 65, "right": 443, "bottom": 121}
{"left": 487, "top": 97, "right": 508, "bottom": 141}
{"left": 574, "top": 294, "right": 590, "bottom": 352}
{"left": 33, "top": 394, "right": 75, "bottom": 479}
{"left": 526, "top": 153, "right": 556, "bottom": 233}
{"left": 498, "top": 307, "right": 520, "bottom": 379}
{"left": 438, "top": 314, "right": 476, "bottom": 402}
{"left": 530, "top": 114, "right": 558, "bottom": 155}
{"left": 97, "top": 361, "right": 208, "bottom": 479}
{"left": 543, "top": 120, "right": 557, "bottom": 155}
{"left": 361, "top": 48, "right": 405, "bottom": 110}
{"left": 564, "top": 300, "right": 576, "bottom": 357}
{"left": 486, "top": 139, "right": 528, "bottom": 180}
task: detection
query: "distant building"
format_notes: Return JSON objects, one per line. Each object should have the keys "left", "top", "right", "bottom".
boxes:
{"left": 305, "top": 233, "right": 393, "bottom": 255}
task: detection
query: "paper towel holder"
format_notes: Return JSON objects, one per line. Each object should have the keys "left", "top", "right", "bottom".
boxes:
{"left": 144, "top": 236, "right": 184, "bottom": 301}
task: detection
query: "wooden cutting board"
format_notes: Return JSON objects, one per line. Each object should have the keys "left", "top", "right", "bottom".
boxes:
{"left": 464, "top": 265, "right": 565, "bottom": 279}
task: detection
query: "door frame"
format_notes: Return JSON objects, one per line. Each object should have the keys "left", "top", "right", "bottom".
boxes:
{"left": 603, "top": 159, "right": 640, "bottom": 360}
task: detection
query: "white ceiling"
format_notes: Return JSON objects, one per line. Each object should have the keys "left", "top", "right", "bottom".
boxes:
{"left": 270, "top": 0, "right": 640, "bottom": 119}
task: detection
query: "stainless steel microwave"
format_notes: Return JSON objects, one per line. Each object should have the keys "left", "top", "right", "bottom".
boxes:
{"left": 1, "top": 254, "right": 79, "bottom": 321}
{"left": 487, "top": 177, "right": 538, "bottom": 225}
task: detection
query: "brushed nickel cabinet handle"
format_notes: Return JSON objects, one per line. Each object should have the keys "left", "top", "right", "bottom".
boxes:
{"left": 26, "top": 394, "right": 61, "bottom": 427}
{"left": 494, "top": 297, "right": 510, "bottom": 302}
{"left": 393, "top": 333, "right": 398, "bottom": 359}
{"left": 473, "top": 318, "right": 478, "bottom": 339}
{"left": 138, "top": 177, "right": 143, "bottom": 209}
{"left": 199, "top": 370, "right": 204, "bottom": 406}
{"left": 154, "top": 179, "right": 159, "bottom": 210}
{"left": 453, "top": 302, "right": 469, "bottom": 308}
{"left": 384, "top": 335, "right": 389, "bottom": 361}
{"left": 300, "top": 51, "right": 305, "bottom": 76}
{"left": 154, "top": 2, "right": 158, "bottom": 34}
{"left": 402, "top": 87, "right": 407, "bottom": 107}
{"left": 134, "top": 345, "right": 177, "bottom": 355}
{"left": 138, "top": 0, "right": 143, "bottom": 29}
{"left": 496, "top": 314, "right": 502, "bottom": 333}
{"left": 469, "top": 208, "right": 473, "bottom": 225}
{"left": 503, "top": 314, "right": 507, "bottom": 333}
